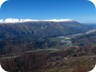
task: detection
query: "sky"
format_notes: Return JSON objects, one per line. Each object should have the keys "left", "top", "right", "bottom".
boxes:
{"left": 0, "top": 0, "right": 96, "bottom": 23}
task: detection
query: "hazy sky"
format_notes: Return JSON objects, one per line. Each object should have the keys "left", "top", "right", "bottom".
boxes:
{"left": 0, "top": 0, "right": 96, "bottom": 23}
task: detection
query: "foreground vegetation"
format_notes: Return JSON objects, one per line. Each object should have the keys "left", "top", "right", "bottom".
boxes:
{"left": 0, "top": 47, "right": 96, "bottom": 72}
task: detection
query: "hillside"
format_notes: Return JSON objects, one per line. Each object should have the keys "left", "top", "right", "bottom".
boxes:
{"left": 71, "top": 29, "right": 96, "bottom": 47}
{"left": 1, "top": 48, "right": 96, "bottom": 72}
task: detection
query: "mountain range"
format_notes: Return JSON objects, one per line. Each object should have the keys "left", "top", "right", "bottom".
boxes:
{"left": 0, "top": 19, "right": 95, "bottom": 55}
{"left": 0, "top": 20, "right": 93, "bottom": 39}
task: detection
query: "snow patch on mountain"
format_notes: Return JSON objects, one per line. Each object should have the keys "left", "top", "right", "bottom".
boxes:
{"left": 0, "top": 18, "right": 74, "bottom": 23}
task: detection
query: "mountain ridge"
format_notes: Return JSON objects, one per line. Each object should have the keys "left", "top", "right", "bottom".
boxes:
{"left": 0, "top": 20, "right": 92, "bottom": 38}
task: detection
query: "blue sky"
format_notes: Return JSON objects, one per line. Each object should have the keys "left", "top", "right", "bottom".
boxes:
{"left": 0, "top": 0, "right": 96, "bottom": 23}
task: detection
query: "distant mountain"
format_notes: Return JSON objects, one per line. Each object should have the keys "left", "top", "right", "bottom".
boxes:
{"left": 0, "top": 20, "right": 93, "bottom": 39}
{"left": 0, "top": 20, "right": 94, "bottom": 55}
